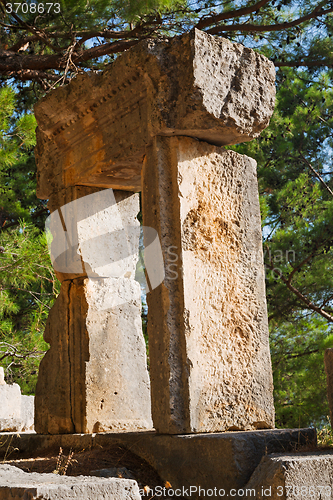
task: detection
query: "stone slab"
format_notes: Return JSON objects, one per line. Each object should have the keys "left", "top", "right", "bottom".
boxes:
{"left": 246, "top": 451, "right": 333, "bottom": 499}
{"left": 0, "top": 464, "right": 141, "bottom": 500}
{"left": 34, "top": 29, "right": 275, "bottom": 197}
{"left": 0, "top": 383, "right": 21, "bottom": 422}
{"left": 21, "top": 396, "right": 34, "bottom": 431}
{"left": 0, "top": 428, "right": 316, "bottom": 498}
{"left": 142, "top": 136, "right": 274, "bottom": 433}
{"left": 0, "top": 378, "right": 34, "bottom": 432}
{"left": 0, "top": 418, "right": 23, "bottom": 433}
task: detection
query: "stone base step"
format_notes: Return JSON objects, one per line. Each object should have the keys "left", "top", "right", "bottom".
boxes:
{"left": 0, "top": 428, "right": 316, "bottom": 498}
{"left": 0, "top": 464, "right": 140, "bottom": 500}
{"left": 246, "top": 451, "right": 333, "bottom": 499}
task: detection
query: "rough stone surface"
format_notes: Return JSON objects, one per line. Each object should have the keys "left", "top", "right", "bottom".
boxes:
{"left": 21, "top": 396, "right": 34, "bottom": 432}
{"left": 0, "top": 464, "right": 141, "bottom": 500}
{"left": 0, "top": 381, "right": 23, "bottom": 431}
{"left": 246, "top": 452, "right": 333, "bottom": 500}
{"left": 0, "top": 368, "right": 5, "bottom": 385}
{"left": 35, "top": 189, "right": 152, "bottom": 434}
{"left": 0, "top": 419, "right": 23, "bottom": 433}
{"left": 0, "top": 369, "right": 34, "bottom": 432}
{"left": 0, "top": 383, "right": 21, "bottom": 421}
{"left": 0, "top": 429, "right": 317, "bottom": 499}
{"left": 34, "top": 29, "right": 275, "bottom": 197}
{"left": 324, "top": 348, "right": 333, "bottom": 425}
{"left": 142, "top": 135, "right": 274, "bottom": 434}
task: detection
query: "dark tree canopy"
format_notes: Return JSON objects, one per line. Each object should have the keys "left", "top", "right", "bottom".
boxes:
{"left": 0, "top": 0, "right": 333, "bottom": 87}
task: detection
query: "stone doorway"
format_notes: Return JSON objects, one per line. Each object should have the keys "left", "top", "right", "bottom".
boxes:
{"left": 34, "top": 29, "right": 276, "bottom": 435}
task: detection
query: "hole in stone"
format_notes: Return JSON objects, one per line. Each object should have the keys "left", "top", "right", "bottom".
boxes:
{"left": 114, "top": 392, "right": 118, "bottom": 395}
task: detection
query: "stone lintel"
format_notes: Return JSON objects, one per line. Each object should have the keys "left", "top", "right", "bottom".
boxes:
{"left": 143, "top": 136, "right": 275, "bottom": 433}
{"left": 34, "top": 29, "right": 275, "bottom": 199}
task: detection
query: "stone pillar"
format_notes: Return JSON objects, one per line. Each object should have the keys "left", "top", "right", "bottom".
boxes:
{"left": 35, "top": 187, "right": 152, "bottom": 434}
{"left": 142, "top": 136, "right": 275, "bottom": 433}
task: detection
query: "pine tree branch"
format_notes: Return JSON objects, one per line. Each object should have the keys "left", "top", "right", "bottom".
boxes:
{"left": 266, "top": 261, "right": 333, "bottom": 323}
{"left": 0, "top": 0, "right": 61, "bottom": 53}
{"left": 73, "top": 38, "right": 140, "bottom": 63}
{"left": 206, "top": 5, "right": 333, "bottom": 34}
{"left": 0, "top": 39, "right": 139, "bottom": 75}
{"left": 0, "top": 342, "right": 46, "bottom": 363}
{"left": 3, "top": 69, "right": 68, "bottom": 82}
{"left": 0, "top": 208, "right": 48, "bottom": 233}
{"left": 287, "top": 245, "right": 323, "bottom": 284}
{"left": 1, "top": 3, "right": 332, "bottom": 78}
{"left": 274, "top": 59, "right": 333, "bottom": 68}
{"left": 195, "top": 0, "right": 271, "bottom": 30}
{"left": 320, "top": 293, "right": 333, "bottom": 310}
{"left": 284, "top": 348, "right": 320, "bottom": 360}
{"left": 8, "top": 25, "right": 149, "bottom": 52}
{"left": 0, "top": 49, "right": 65, "bottom": 71}
{"left": 299, "top": 152, "right": 333, "bottom": 198}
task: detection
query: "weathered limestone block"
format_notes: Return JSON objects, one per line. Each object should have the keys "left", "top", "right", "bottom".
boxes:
{"left": 0, "top": 381, "right": 21, "bottom": 421}
{"left": 0, "top": 465, "right": 141, "bottom": 500}
{"left": 35, "top": 189, "right": 152, "bottom": 434}
{"left": 0, "top": 371, "right": 34, "bottom": 432}
{"left": 34, "top": 29, "right": 275, "bottom": 197}
{"left": 142, "top": 136, "right": 274, "bottom": 433}
{"left": 21, "top": 395, "right": 34, "bottom": 431}
{"left": 246, "top": 452, "right": 333, "bottom": 500}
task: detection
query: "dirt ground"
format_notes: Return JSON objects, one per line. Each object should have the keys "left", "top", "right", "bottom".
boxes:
{"left": 3, "top": 445, "right": 186, "bottom": 499}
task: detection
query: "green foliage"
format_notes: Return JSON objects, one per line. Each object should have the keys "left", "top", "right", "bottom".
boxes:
{"left": 113, "top": 0, "right": 186, "bottom": 22}
{"left": 0, "top": 86, "right": 46, "bottom": 229}
{"left": 0, "top": 87, "right": 58, "bottom": 394}
{"left": 271, "top": 317, "right": 333, "bottom": 428}
{"left": 230, "top": 66, "right": 333, "bottom": 428}
{"left": 0, "top": 223, "right": 59, "bottom": 394}
{"left": 317, "top": 419, "right": 333, "bottom": 446}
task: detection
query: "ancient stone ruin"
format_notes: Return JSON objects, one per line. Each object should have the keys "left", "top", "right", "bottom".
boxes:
{"left": 34, "top": 28, "right": 276, "bottom": 435}
{"left": 0, "top": 367, "right": 34, "bottom": 432}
